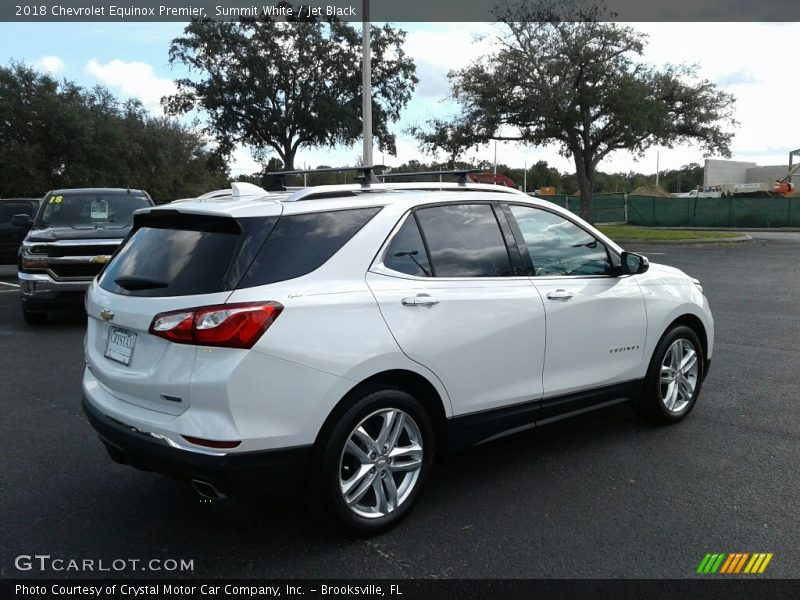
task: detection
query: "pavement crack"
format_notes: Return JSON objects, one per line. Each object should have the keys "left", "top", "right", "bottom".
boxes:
{"left": 715, "top": 339, "right": 799, "bottom": 354}
{"left": 363, "top": 540, "right": 412, "bottom": 570}
{"left": 363, "top": 539, "right": 449, "bottom": 578}
{"left": 703, "top": 416, "right": 800, "bottom": 440}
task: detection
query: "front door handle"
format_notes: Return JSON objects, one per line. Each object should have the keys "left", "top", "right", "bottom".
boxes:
{"left": 546, "top": 289, "right": 574, "bottom": 300}
{"left": 401, "top": 294, "right": 440, "bottom": 307}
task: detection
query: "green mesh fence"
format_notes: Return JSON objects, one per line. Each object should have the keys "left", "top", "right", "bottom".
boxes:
{"left": 536, "top": 194, "right": 626, "bottom": 223}
{"left": 537, "top": 194, "right": 568, "bottom": 209}
{"left": 627, "top": 196, "right": 800, "bottom": 228}
{"left": 535, "top": 194, "right": 800, "bottom": 227}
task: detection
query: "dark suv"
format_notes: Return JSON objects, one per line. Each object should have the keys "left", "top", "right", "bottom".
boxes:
{"left": 15, "top": 188, "right": 153, "bottom": 323}
{"left": 0, "top": 198, "right": 41, "bottom": 264}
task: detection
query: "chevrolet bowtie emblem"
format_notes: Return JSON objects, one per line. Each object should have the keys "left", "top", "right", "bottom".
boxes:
{"left": 91, "top": 255, "right": 111, "bottom": 264}
{"left": 100, "top": 309, "right": 115, "bottom": 322}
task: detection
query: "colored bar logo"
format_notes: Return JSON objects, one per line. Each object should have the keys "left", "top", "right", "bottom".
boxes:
{"left": 697, "top": 552, "right": 773, "bottom": 574}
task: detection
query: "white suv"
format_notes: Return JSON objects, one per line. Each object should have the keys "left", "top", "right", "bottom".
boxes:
{"left": 82, "top": 179, "right": 713, "bottom": 533}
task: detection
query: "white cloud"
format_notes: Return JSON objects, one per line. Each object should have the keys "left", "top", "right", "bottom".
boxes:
{"left": 229, "top": 146, "right": 264, "bottom": 177}
{"left": 85, "top": 58, "right": 176, "bottom": 113}
{"left": 403, "top": 24, "right": 496, "bottom": 98}
{"left": 237, "top": 22, "right": 800, "bottom": 176}
{"left": 386, "top": 22, "right": 800, "bottom": 176}
{"left": 616, "top": 22, "right": 800, "bottom": 171}
{"left": 38, "top": 56, "right": 64, "bottom": 74}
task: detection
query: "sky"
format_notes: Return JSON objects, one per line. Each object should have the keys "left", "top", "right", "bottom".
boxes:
{"left": 1, "top": 21, "right": 798, "bottom": 178}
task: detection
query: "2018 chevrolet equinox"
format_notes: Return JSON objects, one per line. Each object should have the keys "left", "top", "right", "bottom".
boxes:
{"left": 82, "top": 179, "right": 713, "bottom": 533}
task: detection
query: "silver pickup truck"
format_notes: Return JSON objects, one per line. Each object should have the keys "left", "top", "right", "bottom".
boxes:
{"left": 14, "top": 188, "right": 153, "bottom": 323}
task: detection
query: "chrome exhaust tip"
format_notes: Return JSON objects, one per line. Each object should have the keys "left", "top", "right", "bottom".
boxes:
{"left": 191, "top": 479, "right": 226, "bottom": 500}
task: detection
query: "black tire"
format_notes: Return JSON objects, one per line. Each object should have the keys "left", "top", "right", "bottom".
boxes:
{"left": 22, "top": 305, "right": 47, "bottom": 324}
{"left": 310, "top": 387, "right": 435, "bottom": 535}
{"left": 634, "top": 325, "right": 704, "bottom": 424}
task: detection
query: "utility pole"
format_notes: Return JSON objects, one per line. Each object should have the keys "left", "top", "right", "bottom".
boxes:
{"left": 655, "top": 150, "right": 660, "bottom": 188}
{"left": 523, "top": 161, "right": 527, "bottom": 193}
{"left": 361, "top": 0, "right": 373, "bottom": 169}
{"left": 493, "top": 141, "right": 497, "bottom": 178}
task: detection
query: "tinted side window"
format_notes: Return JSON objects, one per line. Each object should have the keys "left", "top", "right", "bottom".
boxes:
{"left": 415, "top": 204, "right": 513, "bottom": 277}
{"left": 0, "top": 203, "right": 36, "bottom": 222}
{"left": 508, "top": 205, "right": 612, "bottom": 276}
{"left": 383, "top": 215, "right": 431, "bottom": 277}
{"left": 239, "top": 207, "right": 380, "bottom": 287}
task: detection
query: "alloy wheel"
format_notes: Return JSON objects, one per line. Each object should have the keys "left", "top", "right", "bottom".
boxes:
{"left": 338, "top": 408, "right": 424, "bottom": 519}
{"left": 660, "top": 338, "right": 699, "bottom": 413}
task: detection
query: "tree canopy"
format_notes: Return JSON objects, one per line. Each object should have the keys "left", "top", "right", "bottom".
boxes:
{"left": 412, "top": 3, "right": 736, "bottom": 222}
{"left": 0, "top": 63, "right": 228, "bottom": 201}
{"left": 164, "top": 10, "right": 418, "bottom": 171}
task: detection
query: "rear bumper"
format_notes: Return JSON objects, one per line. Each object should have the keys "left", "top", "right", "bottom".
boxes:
{"left": 19, "top": 271, "right": 90, "bottom": 306}
{"left": 82, "top": 396, "right": 312, "bottom": 496}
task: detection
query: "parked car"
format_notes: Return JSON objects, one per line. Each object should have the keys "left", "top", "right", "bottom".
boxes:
{"left": 82, "top": 180, "right": 713, "bottom": 534}
{"left": 0, "top": 197, "right": 41, "bottom": 264}
{"left": 15, "top": 188, "right": 153, "bottom": 323}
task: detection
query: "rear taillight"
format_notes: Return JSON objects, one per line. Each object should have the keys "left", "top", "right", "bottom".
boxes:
{"left": 149, "top": 302, "right": 283, "bottom": 349}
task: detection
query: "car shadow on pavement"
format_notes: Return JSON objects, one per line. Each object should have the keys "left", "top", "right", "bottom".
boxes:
{"left": 5, "top": 402, "right": 669, "bottom": 579}
{"left": 88, "top": 403, "right": 648, "bottom": 544}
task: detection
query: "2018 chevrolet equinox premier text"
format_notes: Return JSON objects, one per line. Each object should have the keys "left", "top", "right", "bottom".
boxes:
{"left": 82, "top": 180, "right": 713, "bottom": 533}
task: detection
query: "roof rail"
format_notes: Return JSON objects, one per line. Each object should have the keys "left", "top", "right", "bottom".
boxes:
{"left": 379, "top": 169, "right": 480, "bottom": 185}
{"left": 282, "top": 181, "right": 528, "bottom": 202}
{"left": 265, "top": 165, "right": 387, "bottom": 190}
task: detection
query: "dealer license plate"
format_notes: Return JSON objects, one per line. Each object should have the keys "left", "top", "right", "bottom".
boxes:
{"left": 104, "top": 326, "right": 137, "bottom": 366}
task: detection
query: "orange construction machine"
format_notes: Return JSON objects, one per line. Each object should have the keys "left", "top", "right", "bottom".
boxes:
{"left": 773, "top": 148, "right": 800, "bottom": 196}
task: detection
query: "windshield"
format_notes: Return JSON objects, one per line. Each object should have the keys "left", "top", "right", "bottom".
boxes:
{"left": 37, "top": 193, "right": 150, "bottom": 229}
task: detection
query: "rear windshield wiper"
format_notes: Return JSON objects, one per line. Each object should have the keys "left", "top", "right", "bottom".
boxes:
{"left": 114, "top": 276, "right": 169, "bottom": 290}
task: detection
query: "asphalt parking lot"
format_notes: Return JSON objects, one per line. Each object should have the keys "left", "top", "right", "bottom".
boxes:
{"left": 1, "top": 233, "right": 799, "bottom": 579}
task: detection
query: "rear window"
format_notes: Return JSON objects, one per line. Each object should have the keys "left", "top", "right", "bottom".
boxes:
{"left": 37, "top": 193, "right": 150, "bottom": 229}
{"left": 98, "top": 207, "right": 379, "bottom": 297}
{"left": 98, "top": 214, "right": 249, "bottom": 297}
{"left": 237, "top": 207, "right": 380, "bottom": 288}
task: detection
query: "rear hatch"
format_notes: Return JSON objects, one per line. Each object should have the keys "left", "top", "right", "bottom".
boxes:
{"left": 85, "top": 205, "right": 282, "bottom": 415}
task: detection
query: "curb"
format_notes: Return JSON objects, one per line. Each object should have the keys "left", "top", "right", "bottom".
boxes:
{"left": 614, "top": 235, "right": 752, "bottom": 245}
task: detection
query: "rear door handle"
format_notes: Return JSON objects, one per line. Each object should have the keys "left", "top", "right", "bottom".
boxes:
{"left": 546, "top": 289, "right": 574, "bottom": 300}
{"left": 401, "top": 294, "right": 440, "bottom": 307}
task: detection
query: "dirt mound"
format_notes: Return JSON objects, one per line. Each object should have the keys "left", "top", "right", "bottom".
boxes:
{"left": 631, "top": 186, "right": 671, "bottom": 197}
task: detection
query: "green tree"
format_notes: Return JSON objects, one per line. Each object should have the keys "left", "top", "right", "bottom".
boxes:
{"left": 659, "top": 163, "right": 704, "bottom": 193}
{"left": 163, "top": 9, "right": 417, "bottom": 171}
{"left": 0, "top": 63, "right": 228, "bottom": 201}
{"left": 412, "top": 2, "right": 736, "bottom": 222}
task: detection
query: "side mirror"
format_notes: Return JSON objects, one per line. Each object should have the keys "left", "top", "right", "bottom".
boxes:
{"left": 621, "top": 251, "right": 649, "bottom": 275}
{"left": 11, "top": 214, "right": 32, "bottom": 229}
